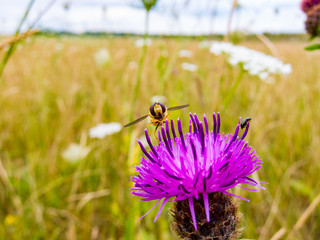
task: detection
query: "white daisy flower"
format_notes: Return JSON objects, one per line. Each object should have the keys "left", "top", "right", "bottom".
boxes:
{"left": 94, "top": 48, "right": 111, "bottom": 67}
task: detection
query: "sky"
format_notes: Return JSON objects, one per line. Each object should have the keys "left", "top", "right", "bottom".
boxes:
{"left": 0, "top": 0, "right": 306, "bottom": 35}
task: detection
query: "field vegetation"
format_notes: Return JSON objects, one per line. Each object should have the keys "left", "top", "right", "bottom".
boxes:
{"left": 0, "top": 35, "right": 319, "bottom": 239}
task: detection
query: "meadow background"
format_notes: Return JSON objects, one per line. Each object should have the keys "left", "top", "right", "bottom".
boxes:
{"left": 1, "top": 1, "right": 320, "bottom": 240}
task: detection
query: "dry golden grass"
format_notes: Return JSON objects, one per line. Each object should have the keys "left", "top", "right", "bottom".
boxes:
{"left": 0, "top": 30, "right": 39, "bottom": 50}
{"left": 0, "top": 35, "right": 319, "bottom": 239}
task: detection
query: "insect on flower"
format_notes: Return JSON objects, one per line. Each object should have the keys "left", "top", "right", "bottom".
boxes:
{"left": 124, "top": 102, "right": 189, "bottom": 138}
{"left": 240, "top": 117, "right": 251, "bottom": 129}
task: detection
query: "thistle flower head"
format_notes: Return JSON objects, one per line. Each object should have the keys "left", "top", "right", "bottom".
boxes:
{"left": 305, "top": 4, "right": 320, "bottom": 37}
{"left": 301, "top": 0, "right": 320, "bottom": 13}
{"left": 130, "top": 113, "right": 265, "bottom": 232}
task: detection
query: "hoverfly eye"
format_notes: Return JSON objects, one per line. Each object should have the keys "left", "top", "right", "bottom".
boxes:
{"left": 149, "top": 103, "right": 156, "bottom": 116}
{"left": 159, "top": 103, "right": 166, "bottom": 114}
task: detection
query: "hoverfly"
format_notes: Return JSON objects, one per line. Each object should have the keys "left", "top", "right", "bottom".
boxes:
{"left": 240, "top": 117, "right": 251, "bottom": 129}
{"left": 124, "top": 102, "right": 189, "bottom": 137}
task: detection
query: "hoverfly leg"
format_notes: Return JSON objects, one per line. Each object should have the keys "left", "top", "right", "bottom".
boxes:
{"left": 166, "top": 113, "right": 171, "bottom": 125}
{"left": 147, "top": 123, "right": 153, "bottom": 136}
{"left": 147, "top": 122, "right": 160, "bottom": 141}
{"left": 154, "top": 122, "right": 161, "bottom": 141}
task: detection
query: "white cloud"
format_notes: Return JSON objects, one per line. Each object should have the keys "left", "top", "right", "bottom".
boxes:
{"left": 0, "top": 0, "right": 305, "bottom": 35}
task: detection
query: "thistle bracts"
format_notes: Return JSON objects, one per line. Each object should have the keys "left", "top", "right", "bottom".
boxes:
{"left": 172, "top": 192, "right": 242, "bottom": 240}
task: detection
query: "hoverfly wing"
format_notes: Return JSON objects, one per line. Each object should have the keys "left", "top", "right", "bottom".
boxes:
{"left": 167, "top": 104, "right": 190, "bottom": 111}
{"left": 124, "top": 115, "right": 149, "bottom": 127}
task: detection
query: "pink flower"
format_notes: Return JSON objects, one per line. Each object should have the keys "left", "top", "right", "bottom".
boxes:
{"left": 301, "top": 0, "right": 320, "bottom": 13}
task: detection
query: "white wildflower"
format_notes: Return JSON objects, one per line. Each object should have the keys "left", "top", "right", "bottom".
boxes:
{"left": 282, "top": 64, "right": 293, "bottom": 74}
{"left": 94, "top": 48, "right": 111, "bottom": 67}
{"left": 128, "top": 61, "right": 138, "bottom": 69}
{"left": 261, "top": 76, "right": 275, "bottom": 84}
{"left": 258, "top": 72, "right": 269, "bottom": 80}
{"left": 135, "top": 38, "right": 152, "bottom": 48}
{"left": 89, "top": 122, "right": 122, "bottom": 139}
{"left": 150, "top": 95, "right": 167, "bottom": 103}
{"left": 210, "top": 42, "right": 292, "bottom": 80}
{"left": 181, "top": 62, "right": 198, "bottom": 72}
{"left": 198, "top": 40, "right": 214, "bottom": 49}
{"left": 62, "top": 143, "right": 90, "bottom": 163}
{"left": 178, "top": 49, "right": 193, "bottom": 58}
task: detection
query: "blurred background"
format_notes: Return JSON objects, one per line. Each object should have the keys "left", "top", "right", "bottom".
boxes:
{"left": 0, "top": 0, "right": 305, "bottom": 35}
{"left": 0, "top": 0, "right": 319, "bottom": 239}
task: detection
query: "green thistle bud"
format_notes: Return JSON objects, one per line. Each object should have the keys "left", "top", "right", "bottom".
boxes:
{"left": 141, "top": 0, "right": 158, "bottom": 12}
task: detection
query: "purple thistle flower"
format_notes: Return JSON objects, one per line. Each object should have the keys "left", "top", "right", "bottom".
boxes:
{"left": 301, "top": 0, "right": 320, "bottom": 13}
{"left": 130, "top": 113, "right": 265, "bottom": 231}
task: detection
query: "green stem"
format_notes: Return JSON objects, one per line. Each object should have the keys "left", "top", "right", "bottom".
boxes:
{"left": 0, "top": 0, "right": 36, "bottom": 77}
{"left": 222, "top": 68, "right": 244, "bottom": 111}
{"left": 159, "top": 34, "right": 184, "bottom": 95}
{"left": 125, "top": 11, "right": 150, "bottom": 238}
{"left": 144, "top": 10, "right": 149, "bottom": 40}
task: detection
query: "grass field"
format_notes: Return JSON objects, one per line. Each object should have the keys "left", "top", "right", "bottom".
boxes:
{"left": 0, "top": 35, "right": 320, "bottom": 239}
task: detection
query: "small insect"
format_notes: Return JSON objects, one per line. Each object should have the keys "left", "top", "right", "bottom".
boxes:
{"left": 240, "top": 117, "right": 251, "bottom": 129}
{"left": 124, "top": 102, "right": 189, "bottom": 137}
